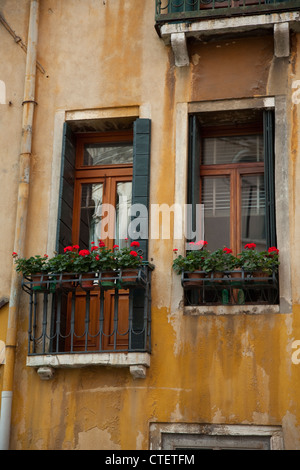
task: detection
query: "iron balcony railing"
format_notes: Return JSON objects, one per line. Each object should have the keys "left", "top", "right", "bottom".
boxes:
{"left": 155, "top": 0, "right": 300, "bottom": 24}
{"left": 182, "top": 269, "right": 279, "bottom": 306}
{"left": 22, "top": 264, "right": 154, "bottom": 356}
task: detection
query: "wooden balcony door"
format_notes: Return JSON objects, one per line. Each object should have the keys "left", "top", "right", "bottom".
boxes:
{"left": 67, "top": 131, "right": 133, "bottom": 352}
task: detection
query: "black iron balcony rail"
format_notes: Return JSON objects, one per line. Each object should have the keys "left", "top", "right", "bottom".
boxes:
{"left": 182, "top": 269, "right": 279, "bottom": 306}
{"left": 22, "top": 264, "right": 154, "bottom": 356}
{"left": 155, "top": 0, "right": 300, "bottom": 24}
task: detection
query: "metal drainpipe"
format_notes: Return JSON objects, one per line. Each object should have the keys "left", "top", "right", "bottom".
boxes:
{"left": 0, "top": 0, "right": 39, "bottom": 450}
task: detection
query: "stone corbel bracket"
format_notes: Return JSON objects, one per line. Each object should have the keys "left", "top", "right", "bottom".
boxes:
{"left": 164, "top": 14, "right": 295, "bottom": 67}
{"left": 274, "top": 22, "right": 290, "bottom": 58}
{"left": 171, "top": 32, "right": 189, "bottom": 67}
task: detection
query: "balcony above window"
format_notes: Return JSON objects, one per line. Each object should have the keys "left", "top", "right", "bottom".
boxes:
{"left": 155, "top": 0, "right": 300, "bottom": 66}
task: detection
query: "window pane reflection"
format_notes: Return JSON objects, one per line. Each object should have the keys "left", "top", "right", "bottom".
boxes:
{"left": 79, "top": 183, "right": 103, "bottom": 249}
{"left": 115, "top": 182, "right": 132, "bottom": 248}
{"left": 203, "top": 135, "right": 263, "bottom": 165}
{"left": 83, "top": 143, "right": 133, "bottom": 166}
{"left": 202, "top": 176, "right": 231, "bottom": 251}
{"left": 241, "top": 174, "right": 266, "bottom": 251}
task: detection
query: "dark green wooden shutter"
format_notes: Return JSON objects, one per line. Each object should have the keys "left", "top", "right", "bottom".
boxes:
{"left": 56, "top": 122, "right": 76, "bottom": 253}
{"left": 131, "top": 118, "right": 151, "bottom": 351}
{"left": 132, "top": 118, "right": 151, "bottom": 260}
{"left": 187, "top": 115, "right": 201, "bottom": 241}
{"left": 263, "top": 109, "right": 277, "bottom": 248}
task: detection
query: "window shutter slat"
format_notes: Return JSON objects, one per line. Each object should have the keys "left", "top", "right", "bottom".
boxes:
{"left": 56, "top": 122, "right": 76, "bottom": 253}
{"left": 263, "top": 110, "right": 276, "bottom": 248}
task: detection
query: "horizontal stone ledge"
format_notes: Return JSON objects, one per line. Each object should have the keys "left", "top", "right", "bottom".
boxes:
{"left": 184, "top": 304, "right": 280, "bottom": 316}
{"left": 27, "top": 352, "right": 151, "bottom": 369}
{"left": 159, "top": 11, "right": 300, "bottom": 43}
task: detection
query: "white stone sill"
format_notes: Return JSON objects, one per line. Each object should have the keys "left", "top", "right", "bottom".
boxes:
{"left": 27, "top": 352, "right": 150, "bottom": 379}
{"left": 184, "top": 304, "right": 280, "bottom": 316}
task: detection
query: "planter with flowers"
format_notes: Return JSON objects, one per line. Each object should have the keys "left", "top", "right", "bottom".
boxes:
{"left": 12, "top": 252, "right": 51, "bottom": 290}
{"left": 46, "top": 245, "right": 80, "bottom": 288}
{"left": 94, "top": 241, "right": 118, "bottom": 288}
{"left": 173, "top": 241, "right": 210, "bottom": 286}
{"left": 172, "top": 241, "right": 280, "bottom": 304}
{"left": 203, "top": 247, "right": 240, "bottom": 281}
{"left": 114, "top": 241, "right": 143, "bottom": 287}
{"left": 66, "top": 241, "right": 118, "bottom": 288}
{"left": 237, "top": 244, "right": 280, "bottom": 280}
{"left": 13, "top": 239, "right": 148, "bottom": 291}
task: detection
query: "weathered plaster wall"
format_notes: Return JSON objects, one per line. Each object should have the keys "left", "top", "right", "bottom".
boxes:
{"left": 1, "top": 0, "right": 300, "bottom": 450}
{"left": 0, "top": 0, "right": 30, "bottom": 298}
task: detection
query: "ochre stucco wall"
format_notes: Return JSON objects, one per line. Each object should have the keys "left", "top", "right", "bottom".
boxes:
{"left": 1, "top": 0, "right": 300, "bottom": 450}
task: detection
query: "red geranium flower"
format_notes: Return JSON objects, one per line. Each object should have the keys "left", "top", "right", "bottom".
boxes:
{"left": 223, "top": 247, "right": 233, "bottom": 254}
{"left": 64, "top": 246, "right": 73, "bottom": 253}
{"left": 129, "top": 250, "right": 138, "bottom": 257}
{"left": 173, "top": 248, "right": 178, "bottom": 252}
{"left": 12, "top": 252, "right": 18, "bottom": 257}
{"left": 268, "top": 247, "right": 279, "bottom": 255}
{"left": 79, "top": 249, "right": 90, "bottom": 256}
{"left": 244, "top": 243, "right": 256, "bottom": 250}
{"left": 72, "top": 245, "right": 80, "bottom": 250}
{"left": 113, "top": 244, "right": 119, "bottom": 249}
{"left": 99, "top": 241, "right": 106, "bottom": 248}
{"left": 91, "top": 245, "right": 98, "bottom": 251}
{"left": 130, "top": 241, "right": 140, "bottom": 248}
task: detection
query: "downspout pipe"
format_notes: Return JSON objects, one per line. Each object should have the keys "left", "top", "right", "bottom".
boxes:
{"left": 0, "top": 0, "right": 39, "bottom": 450}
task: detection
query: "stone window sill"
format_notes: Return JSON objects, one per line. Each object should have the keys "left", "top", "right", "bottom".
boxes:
{"left": 26, "top": 352, "right": 150, "bottom": 380}
{"left": 184, "top": 304, "right": 280, "bottom": 316}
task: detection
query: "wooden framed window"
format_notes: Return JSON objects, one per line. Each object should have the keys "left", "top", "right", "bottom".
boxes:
{"left": 73, "top": 131, "right": 133, "bottom": 250}
{"left": 188, "top": 111, "right": 276, "bottom": 255}
{"left": 200, "top": 124, "right": 265, "bottom": 255}
{"left": 57, "top": 119, "right": 151, "bottom": 257}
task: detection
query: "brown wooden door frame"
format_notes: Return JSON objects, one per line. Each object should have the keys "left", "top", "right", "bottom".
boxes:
{"left": 66, "top": 131, "right": 134, "bottom": 352}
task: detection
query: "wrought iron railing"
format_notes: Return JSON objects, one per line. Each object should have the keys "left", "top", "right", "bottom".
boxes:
{"left": 155, "top": 0, "right": 300, "bottom": 24}
{"left": 22, "top": 264, "right": 154, "bottom": 356}
{"left": 182, "top": 269, "right": 279, "bottom": 306}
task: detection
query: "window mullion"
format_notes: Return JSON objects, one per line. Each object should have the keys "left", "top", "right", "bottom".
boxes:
{"left": 232, "top": 169, "right": 240, "bottom": 255}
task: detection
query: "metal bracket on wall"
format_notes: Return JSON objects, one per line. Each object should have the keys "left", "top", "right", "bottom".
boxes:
{"left": 0, "top": 13, "right": 45, "bottom": 74}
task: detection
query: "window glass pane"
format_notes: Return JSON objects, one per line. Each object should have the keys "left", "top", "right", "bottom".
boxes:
{"left": 241, "top": 174, "right": 266, "bottom": 251}
{"left": 203, "top": 135, "right": 263, "bottom": 165}
{"left": 202, "top": 176, "right": 230, "bottom": 251}
{"left": 115, "top": 182, "right": 132, "bottom": 248}
{"left": 83, "top": 143, "right": 133, "bottom": 166}
{"left": 79, "top": 183, "right": 103, "bottom": 249}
